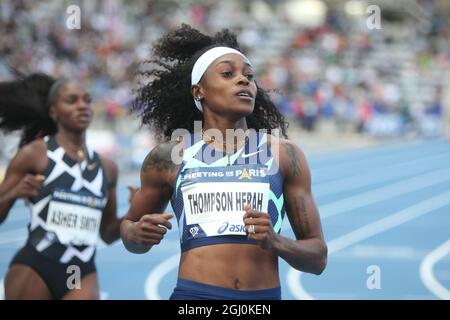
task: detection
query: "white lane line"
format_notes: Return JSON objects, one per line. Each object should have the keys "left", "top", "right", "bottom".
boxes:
{"left": 420, "top": 239, "right": 450, "bottom": 300}
{"left": 320, "top": 167, "right": 450, "bottom": 219}
{"left": 286, "top": 271, "right": 314, "bottom": 300}
{"left": 288, "top": 189, "right": 450, "bottom": 299}
{"left": 310, "top": 140, "right": 444, "bottom": 169}
{"left": 327, "top": 191, "right": 450, "bottom": 253}
{"left": 145, "top": 253, "right": 180, "bottom": 300}
{"left": 314, "top": 153, "right": 450, "bottom": 198}
{"left": 311, "top": 143, "right": 448, "bottom": 178}
{"left": 343, "top": 245, "right": 423, "bottom": 260}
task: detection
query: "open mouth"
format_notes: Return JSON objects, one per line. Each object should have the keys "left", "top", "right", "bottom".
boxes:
{"left": 235, "top": 90, "right": 254, "bottom": 100}
{"left": 78, "top": 114, "right": 92, "bottom": 121}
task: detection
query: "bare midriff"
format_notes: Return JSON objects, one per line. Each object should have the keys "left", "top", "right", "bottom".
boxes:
{"left": 178, "top": 243, "right": 280, "bottom": 290}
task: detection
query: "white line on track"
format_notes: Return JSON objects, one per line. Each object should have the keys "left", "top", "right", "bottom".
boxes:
{"left": 145, "top": 253, "right": 180, "bottom": 300}
{"left": 320, "top": 167, "right": 450, "bottom": 219}
{"left": 288, "top": 189, "right": 450, "bottom": 299}
{"left": 420, "top": 238, "right": 450, "bottom": 300}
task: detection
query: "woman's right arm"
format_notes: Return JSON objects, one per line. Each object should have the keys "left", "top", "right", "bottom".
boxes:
{"left": 0, "top": 141, "right": 46, "bottom": 224}
{"left": 120, "top": 142, "right": 178, "bottom": 254}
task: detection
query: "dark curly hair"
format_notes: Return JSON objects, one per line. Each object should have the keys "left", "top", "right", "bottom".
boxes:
{"left": 133, "top": 24, "right": 289, "bottom": 141}
{"left": 0, "top": 73, "right": 58, "bottom": 146}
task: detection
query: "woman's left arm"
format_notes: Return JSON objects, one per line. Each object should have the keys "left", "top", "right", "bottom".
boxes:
{"left": 243, "top": 139, "right": 327, "bottom": 275}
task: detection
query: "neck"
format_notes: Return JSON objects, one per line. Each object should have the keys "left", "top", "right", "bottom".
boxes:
{"left": 203, "top": 115, "right": 248, "bottom": 141}
{"left": 56, "top": 128, "right": 85, "bottom": 147}
{"left": 55, "top": 128, "right": 86, "bottom": 159}
{"left": 202, "top": 115, "right": 249, "bottom": 152}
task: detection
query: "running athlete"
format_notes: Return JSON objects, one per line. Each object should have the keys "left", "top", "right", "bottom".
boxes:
{"left": 121, "top": 25, "right": 327, "bottom": 300}
{"left": 0, "top": 73, "right": 130, "bottom": 299}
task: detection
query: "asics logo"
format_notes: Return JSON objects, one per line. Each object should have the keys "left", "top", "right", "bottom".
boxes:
{"left": 217, "top": 222, "right": 229, "bottom": 234}
{"left": 217, "top": 222, "right": 246, "bottom": 234}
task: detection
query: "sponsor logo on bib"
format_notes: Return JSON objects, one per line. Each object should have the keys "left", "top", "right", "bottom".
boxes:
{"left": 217, "top": 222, "right": 246, "bottom": 234}
{"left": 217, "top": 222, "right": 229, "bottom": 234}
{"left": 189, "top": 226, "right": 199, "bottom": 237}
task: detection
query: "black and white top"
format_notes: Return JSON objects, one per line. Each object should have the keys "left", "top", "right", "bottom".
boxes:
{"left": 26, "top": 136, "right": 109, "bottom": 264}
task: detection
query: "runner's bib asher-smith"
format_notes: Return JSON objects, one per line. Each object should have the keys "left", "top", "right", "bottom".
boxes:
{"left": 46, "top": 189, "right": 105, "bottom": 246}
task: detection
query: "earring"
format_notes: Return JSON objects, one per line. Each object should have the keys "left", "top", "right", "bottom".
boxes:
{"left": 195, "top": 97, "right": 201, "bottom": 101}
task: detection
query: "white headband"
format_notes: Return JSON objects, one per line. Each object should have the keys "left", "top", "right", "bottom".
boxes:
{"left": 191, "top": 46, "right": 248, "bottom": 112}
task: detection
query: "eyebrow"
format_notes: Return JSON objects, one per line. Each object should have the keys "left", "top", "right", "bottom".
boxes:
{"left": 64, "top": 93, "right": 90, "bottom": 99}
{"left": 217, "top": 60, "right": 253, "bottom": 68}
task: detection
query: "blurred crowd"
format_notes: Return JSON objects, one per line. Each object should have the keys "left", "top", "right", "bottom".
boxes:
{"left": 0, "top": 0, "right": 449, "bottom": 143}
{"left": 258, "top": 1, "right": 449, "bottom": 138}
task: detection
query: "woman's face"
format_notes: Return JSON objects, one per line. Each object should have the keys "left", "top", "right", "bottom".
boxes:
{"left": 195, "top": 53, "right": 257, "bottom": 117}
{"left": 50, "top": 82, "right": 93, "bottom": 132}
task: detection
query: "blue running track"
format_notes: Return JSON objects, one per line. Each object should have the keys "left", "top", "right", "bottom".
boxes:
{"left": 1, "top": 138, "right": 449, "bottom": 299}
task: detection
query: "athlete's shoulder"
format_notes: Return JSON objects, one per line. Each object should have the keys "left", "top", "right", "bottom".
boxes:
{"left": 268, "top": 136, "right": 308, "bottom": 178}
{"left": 21, "top": 138, "right": 47, "bottom": 156}
{"left": 152, "top": 140, "right": 180, "bottom": 157}
{"left": 265, "top": 134, "right": 304, "bottom": 157}
{"left": 98, "top": 155, "right": 117, "bottom": 172}
{"left": 148, "top": 140, "right": 179, "bottom": 163}
{"left": 141, "top": 140, "right": 180, "bottom": 177}
{"left": 98, "top": 155, "right": 118, "bottom": 184}
{"left": 17, "top": 138, "right": 47, "bottom": 164}
{"left": 6, "top": 138, "right": 47, "bottom": 174}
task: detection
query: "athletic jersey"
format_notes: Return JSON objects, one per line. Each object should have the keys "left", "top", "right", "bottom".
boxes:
{"left": 26, "top": 136, "right": 109, "bottom": 264}
{"left": 170, "top": 131, "right": 286, "bottom": 252}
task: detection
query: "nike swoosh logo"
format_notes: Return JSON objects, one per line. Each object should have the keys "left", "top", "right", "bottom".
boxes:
{"left": 241, "top": 150, "right": 263, "bottom": 158}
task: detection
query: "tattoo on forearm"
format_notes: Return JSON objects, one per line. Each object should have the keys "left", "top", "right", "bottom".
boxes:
{"left": 286, "top": 195, "right": 310, "bottom": 238}
{"left": 285, "top": 143, "right": 301, "bottom": 176}
{"left": 299, "top": 196, "right": 310, "bottom": 235}
{"left": 286, "top": 198, "right": 302, "bottom": 239}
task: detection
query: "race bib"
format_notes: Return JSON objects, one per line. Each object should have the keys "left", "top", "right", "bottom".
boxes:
{"left": 182, "top": 182, "right": 269, "bottom": 227}
{"left": 46, "top": 190, "right": 104, "bottom": 246}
